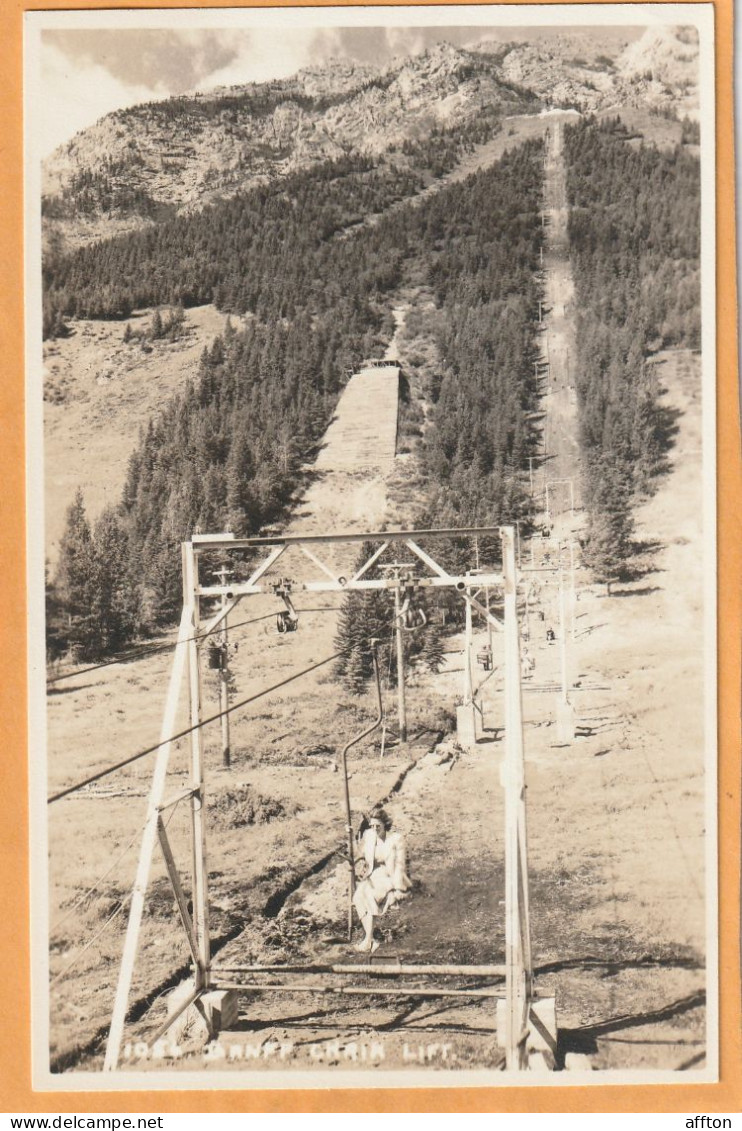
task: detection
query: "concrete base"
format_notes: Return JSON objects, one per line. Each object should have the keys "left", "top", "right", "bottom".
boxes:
{"left": 456, "top": 704, "right": 477, "bottom": 749}
{"left": 496, "top": 996, "right": 558, "bottom": 1065}
{"left": 456, "top": 703, "right": 486, "bottom": 749}
{"left": 165, "top": 980, "right": 208, "bottom": 1043}
{"left": 200, "top": 989, "right": 240, "bottom": 1033}
{"left": 564, "top": 1052, "right": 593, "bottom": 1071}
{"left": 164, "top": 984, "right": 239, "bottom": 1044}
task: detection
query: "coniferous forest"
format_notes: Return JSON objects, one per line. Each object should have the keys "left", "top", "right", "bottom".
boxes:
{"left": 48, "top": 114, "right": 702, "bottom": 659}
{"left": 50, "top": 140, "right": 544, "bottom": 657}
{"left": 41, "top": 106, "right": 511, "bottom": 339}
{"left": 564, "top": 118, "right": 700, "bottom": 583}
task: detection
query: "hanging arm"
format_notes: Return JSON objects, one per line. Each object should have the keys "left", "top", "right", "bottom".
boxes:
{"left": 340, "top": 641, "right": 384, "bottom": 940}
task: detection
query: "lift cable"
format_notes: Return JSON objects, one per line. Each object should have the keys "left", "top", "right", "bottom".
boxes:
{"left": 47, "top": 651, "right": 342, "bottom": 806}
{"left": 46, "top": 613, "right": 276, "bottom": 685}
{"left": 46, "top": 607, "right": 337, "bottom": 686}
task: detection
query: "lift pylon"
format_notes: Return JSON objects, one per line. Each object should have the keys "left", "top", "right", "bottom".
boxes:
{"left": 103, "top": 526, "right": 552, "bottom": 1072}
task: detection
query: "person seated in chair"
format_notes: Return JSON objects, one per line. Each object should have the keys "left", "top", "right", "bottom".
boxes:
{"left": 353, "top": 808, "right": 411, "bottom": 954}
{"left": 521, "top": 649, "right": 536, "bottom": 679}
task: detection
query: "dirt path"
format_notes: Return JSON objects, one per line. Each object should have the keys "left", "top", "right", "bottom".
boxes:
{"left": 538, "top": 121, "right": 581, "bottom": 521}
{"left": 335, "top": 111, "right": 581, "bottom": 246}
{"left": 314, "top": 366, "right": 399, "bottom": 475}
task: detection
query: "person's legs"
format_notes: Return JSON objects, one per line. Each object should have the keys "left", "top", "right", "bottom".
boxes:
{"left": 353, "top": 879, "right": 383, "bottom": 951}
{"left": 354, "top": 911, "right": 379, "bottom": 951}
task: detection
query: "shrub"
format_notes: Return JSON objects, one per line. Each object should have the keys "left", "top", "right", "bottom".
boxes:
{"left": 207, "top": 784, "right": 287, "bottom": 828}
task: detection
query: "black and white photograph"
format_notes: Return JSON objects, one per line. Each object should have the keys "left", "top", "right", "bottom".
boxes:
{"left": 25, "top": 4, "right": 716, "bottom": 1088}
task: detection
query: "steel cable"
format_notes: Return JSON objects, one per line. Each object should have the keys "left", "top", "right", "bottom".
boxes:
{"left": 47, "top": 651, "right": 342, "bottom": 805}
{"left": 46, "top": 607, "right": 337, "bottom": 685}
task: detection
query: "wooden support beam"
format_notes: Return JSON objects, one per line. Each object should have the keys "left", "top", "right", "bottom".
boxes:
{"left": 406, "top": 539, "right": 503, "bottom": 631}
{"left": 212, "top": 982, "right": 506, "bottom": 1000}
{"left": 211, "top": 962, "right": 507, "bottom": 976}
{"left": 393, "top": 579, "right": 408, "bottom": 742}
{"left": 464, "top": 581, "right": 473, "bottom": 705}
{"left": 196, "top": 572, "right": 504, "bottom": 598}
{"left": 156, "top": 816, "right": 200, "bottom": 968}
{"left": 157, "top": 787, "right": 197, "bottom": 814}
{"left": 352, "top": 540, "right": 389, "bottom": 582}
{"left": 183, "top": 544, "right": 211, "bottom": 989}
{"left": 501, "top": 526, "right": 533, "bottom": 1071}
{"left": 245, "top": 542, "right": 287, "bottom": 588}
{"left": 201, "top": 595, "right": 242, "bottom": 642}
{"left": 103, "top": 605, "right": 192, "bottom": 1072}
{"left": 189, "top": 526, "right": 504, "bottom": 552}
{"left": 299, "top": 542, "right": 340, "bottom": 582}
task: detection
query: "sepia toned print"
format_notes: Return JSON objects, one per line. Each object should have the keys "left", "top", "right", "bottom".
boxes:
{"left": 26, "top": 4, "right": 716, "bottom": 1089}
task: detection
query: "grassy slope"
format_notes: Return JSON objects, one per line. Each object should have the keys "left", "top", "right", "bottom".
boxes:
{"left": 43, "top": 305, "right": 240, "bottom": 563}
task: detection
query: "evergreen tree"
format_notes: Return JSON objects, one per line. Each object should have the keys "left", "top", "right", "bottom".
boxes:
{"left": 54, "top": 489, "right": 98, "bottom": 656}
{"left": 90, "top": 508, "right": 139, "bottom": 650}
{"left": 149, "top": 308, "right": 164, "bottom": 340}
{"left": 582, "top": 470, "right": 634, "bottom": 593}
{"left": 45, "top": 565, "right": 68, "bottom": 662}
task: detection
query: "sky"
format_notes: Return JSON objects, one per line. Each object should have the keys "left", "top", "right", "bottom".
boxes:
{"left": 36, "top": 21, "right": 641, "bottom": 157}
{"left": 38, "top": 25, "right": 491, "bottom": 155}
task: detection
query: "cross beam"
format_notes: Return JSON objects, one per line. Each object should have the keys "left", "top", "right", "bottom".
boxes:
{"left": 190, "top": 526, "right": 504, "bottom": 551}
{"left": 196, "top": 573, "right": 504, "bottom": 598}
{"left": 103, "top": 526, "right": 541, "bottom": 1071}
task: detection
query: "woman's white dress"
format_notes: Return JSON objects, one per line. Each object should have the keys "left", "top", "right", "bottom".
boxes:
{"left": 353, "top": 829, "right": 411, "bottom": 919}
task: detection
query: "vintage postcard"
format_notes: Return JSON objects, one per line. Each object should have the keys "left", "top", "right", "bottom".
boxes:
{"left": 13, "top": 0, "right": 739, "bottom": 1107}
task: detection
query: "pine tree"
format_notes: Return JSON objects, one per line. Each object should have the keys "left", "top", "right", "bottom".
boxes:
{"left": 582, "top": 469, "right": 634, "bottom": 593}
{"left": 418, "top": 617, "right": 446, "bottom": 673}
{"left": 45, "top": 565, "right": 68, "bottom": 662}
{"left": 91, "top": 508, "right": 138, "bottom": 651}
{"left": 54, "top": 490, "right": 99, "bottom": 657}
{"left": 149, "top": 308, "right": 164, "bottom": 340}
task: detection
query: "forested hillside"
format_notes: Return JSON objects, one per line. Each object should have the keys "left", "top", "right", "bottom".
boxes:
{"left": 42, "top": 44, "right": 526, "bottom": 259}
{"left": 564, "top": 118, "right": 700, "bottom": 581}
{"left": 50, "top": 141, "right": 543, "bottom": 657}
{"left": 42, "top": 112, "right": 508, "bottom": 339}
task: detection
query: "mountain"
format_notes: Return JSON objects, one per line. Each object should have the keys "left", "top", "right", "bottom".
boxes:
{"left": 475, "top": 24, "right": 699, "bottom": 115}
{"left": 42, "top": 44, "right": 533, "bottom": 250}
{"left": 614, "top": 24, "right": 699, "bottom": 116}
{"left": 41, "top": 32, "right": 699, "bottom": 252}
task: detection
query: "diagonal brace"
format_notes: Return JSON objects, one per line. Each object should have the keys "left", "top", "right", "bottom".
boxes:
{"left": 406, "top": 539, "right": 503, "bottom": 631}
{"left": 157, "top": 816, "right": 201, "bottom": 971}
{"left": 299, "top": 542, "right": 342, "bottom": 582}
{"left": 352, "top": 540, "right": 389, "bottom": 582}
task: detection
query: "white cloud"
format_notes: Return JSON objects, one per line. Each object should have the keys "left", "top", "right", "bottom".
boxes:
{"left": 195, "top": 28, "right": 320, "bottom": 91}
{"left": 39, "top": 42, "right": 158, "bottom": 156}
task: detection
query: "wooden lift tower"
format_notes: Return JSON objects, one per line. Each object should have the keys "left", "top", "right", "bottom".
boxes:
{"left": 102, "top": 527, "right": 555, "bottom": 1073}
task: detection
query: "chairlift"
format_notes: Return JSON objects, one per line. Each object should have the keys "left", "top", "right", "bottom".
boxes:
{"left": 396, "top": 585, "right": 427, "bottom": 633}
{"left": 207, "top": 642, "right": 227, "bottom": 670}
{"left": 271, "top": 579, "right": 299, "bottom": 635}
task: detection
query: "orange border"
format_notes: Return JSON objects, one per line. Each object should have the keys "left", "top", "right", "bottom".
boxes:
{"left": 2, "top": 0, "right": 739, "bottom": 1113}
